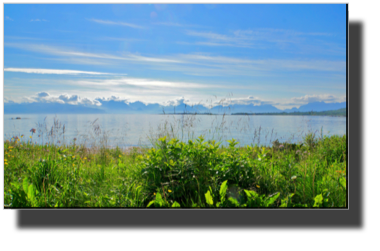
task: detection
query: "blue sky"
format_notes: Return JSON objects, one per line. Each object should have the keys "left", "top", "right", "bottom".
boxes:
{"left": 4, "top": 4, "right": 347, "bottom": 109}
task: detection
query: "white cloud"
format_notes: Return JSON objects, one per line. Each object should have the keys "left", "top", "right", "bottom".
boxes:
{"left": 162, "top": 96, "right": 189, "bottom": 106}
{"left": 88, "top": 18, "right": 145, "bottom": 29}
{"left": 24, "top": 92, "right": 102, "bottom": 106}
{"left": 4, "top": 68, "right": 117, "bottom": 75}
{"left": 5, "top": 43, "right": 184, "bottom": 65}
{"left": 184, "top": 28, "right": 335, "bottom": 49}
{"left": 210, "top": 96, "right": 273, "bottom": 107}
{"left": 291, "top": 94, "right": 346, "bottom": 104}
{"left": 5, "top": 42, "right": 345, "bottom": 78}
{"left": 71, "top": 77, "right": 213, "bottom": 90}
{"left": 37, "top": 92, "right": 50, "bottom": 98}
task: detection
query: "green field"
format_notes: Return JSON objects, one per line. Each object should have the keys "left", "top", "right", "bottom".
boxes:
{"left": 4, "top": 129, "right": 346, "bottom": 208}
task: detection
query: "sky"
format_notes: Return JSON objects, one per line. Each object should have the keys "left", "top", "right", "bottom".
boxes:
{"left": 4, "top": 4, "right": 347, "bottom": 110}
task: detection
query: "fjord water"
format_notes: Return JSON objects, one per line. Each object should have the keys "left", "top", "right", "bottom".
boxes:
{"left": 4, "top": 114, "right": 346, "bottom": 148}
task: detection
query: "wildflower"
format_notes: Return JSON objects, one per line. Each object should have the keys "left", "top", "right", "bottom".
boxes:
{"left": 296, "top": 150, "right": 301, "bottom": 154}
{"left": 119, "top": 155, "right": 121, "bottom": 158}
{"left": 21, "top": 135, "right": 24, "bottom": 138}
{"left": 8, "top": 146, "right": 13, "bottom": 149}
{"left": 168, "top": 189, "right": 172, "bottom": 193}
{"left": 29, "top": 136, "right": 32, "bottom": 138}
{"left": 84, "top": 157, "right": 87, "bottom": 160}
{"left": 256, "top": 185, "right": 260, "bottom": 188}
{"left": 30, "top": 128, "right": 36, "bottom": 134}
{"left": 9, "top": 149, "right": 12, "bottom": 152}
{"left": 72, "top": 164, "right": 75, "bottom": 167}
{"left": 72, "top": 156, "right": 75, "bottom": 159}
{"left": 5, "top": 163, "right": 8, "bottom": 165}
{"left": 291, "top": 176, "right": 297, "bottom": 180}
{"left": 14, "top": 136, "right": 19, "bottom": 140}
{"left": 279, "top": 145, "right": 284, "bottom": 149}
{"left": 73, "top": 138, "right": 77, "bottom": 141}
{"left": 154, "top": 193, "right": 156, "bottom": 195}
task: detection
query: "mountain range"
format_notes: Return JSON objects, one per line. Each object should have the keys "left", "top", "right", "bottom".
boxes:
{"left": 4, "top": 100, "right": 347, "bottom": 115}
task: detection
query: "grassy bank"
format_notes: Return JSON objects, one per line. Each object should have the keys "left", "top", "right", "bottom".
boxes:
{"left": 4, "top": 131, "right": 346, "bottom": 208}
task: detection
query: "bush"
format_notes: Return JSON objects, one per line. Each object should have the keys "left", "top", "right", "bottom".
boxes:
{"left": 140, "top": 136, "right": 257, "bottom": 206}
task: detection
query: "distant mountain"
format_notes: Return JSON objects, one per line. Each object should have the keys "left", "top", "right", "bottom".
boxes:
{"left": 162, "top": 103, "right": 209, "bottom": 114}
{"left": 4, "top": 102, "right": 105, "bottom": 114}
{"left": 210, "top": 104, "right": 282, "bottom": 114}
{"left": 284, "top": 102, "right": 346, "bottom": 113}
{"left": 4, "top": 100, "right": 347, "bottom": 114}
{"left": 94, "top": 100, "right": 162, "bottom": 114}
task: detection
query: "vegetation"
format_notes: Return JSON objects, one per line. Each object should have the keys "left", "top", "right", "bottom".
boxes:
{"left": 4, "top": 129, "right": 346, "bottom": 208}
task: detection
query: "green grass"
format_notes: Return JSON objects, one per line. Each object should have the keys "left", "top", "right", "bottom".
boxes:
{"left": 4, "top": 132, "right": 346, "bottom": 208}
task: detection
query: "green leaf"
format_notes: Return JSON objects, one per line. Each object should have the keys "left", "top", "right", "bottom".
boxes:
{"left": 219, "top": 180, "right": 228, "bottom": 204}
{"left": 27, "top": 184, "right": 36, "bottom": 204}
{"left": 205, "top": 190, "right": 213, "bottom": 206}
{"left": 244, "top": 189, "right": 258, "bottom": 200}
{"left": 339, "top": 177, "right": 346, "bottom": 190}
{"left": 228, "top": 197, "right": 240, "bottom": 207}
{"left": 23, "top": 177, "right": 29, "bottom": 194}
{"left": 154, "top": 193, "right": 165, "bottom": 207}
{"left": 280, "top": 193, "right": 294, "bottom": 208}
{"left": 172, "top": 201, "right": 181, "bottom": 207}
{"left": 147, "top": 201, "right": 155, "bottom": 208}
{"left": 313, "top": 194, "right": 323, "bottom": 207}
{"left": 265, "top": 192, "right": 280, "bottom": 207}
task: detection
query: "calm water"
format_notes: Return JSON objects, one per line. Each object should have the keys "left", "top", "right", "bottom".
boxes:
{"left": 4, "top": 114, "right": 346, "bottom": 148}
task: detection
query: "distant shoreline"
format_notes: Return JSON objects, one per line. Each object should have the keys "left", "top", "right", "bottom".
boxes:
{"left": 159, "top": 111, "right": 346, "bottom": 117}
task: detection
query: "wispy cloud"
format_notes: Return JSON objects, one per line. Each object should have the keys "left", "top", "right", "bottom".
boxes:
{"left": 5, "top": 16, "right": 13, "bottom": 21}
{"left": 98, "top": 37, "right": 145, "bottom": 42}
{"left": 30, "top": 19, "right": 48, "bottom": 22}
{"left": 72, "top": 77, "right": 213, "bottom": 89}
{"left": 5, "top": 42, "right": 345, "bottom": 78}
{"left": 183, "top": 28, "right": 336, "bottom": 49}
{"left": 153, "top": 22, "right": 208, "bottom": 28}
{"left": 4, "top": 68, "right": 118, "bottom": 75}
{"left": 88, "top": 18, "right": 145, "bottom": 29}
{"left": 153, "top": 22, "right": 184, "bottom": 27}
{"left": 5, "top": 43, "right": 183, "bottom": 64}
